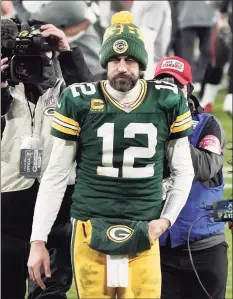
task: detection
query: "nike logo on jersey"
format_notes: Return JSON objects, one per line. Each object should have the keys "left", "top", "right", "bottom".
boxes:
{"left": 57, "top": 101, "right": 61, "bottom": 109}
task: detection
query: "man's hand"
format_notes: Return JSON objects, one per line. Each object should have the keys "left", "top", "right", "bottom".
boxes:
{"left": 148, "top": 218, "right": 170, "bottom": 240}
{"left": 40, "top": 24, "right": 71, "bottom": 52}
{"left": 28, "top": 241, "right": 51, "bottom": 290}
{"left": 1, "top": 58, "right": 9, "bottom": 88}
{"left": 1, "top": 57, "right": 9, "bottom": 72}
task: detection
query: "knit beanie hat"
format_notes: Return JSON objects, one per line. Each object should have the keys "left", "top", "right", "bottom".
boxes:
{"left": 99, "top": 11, "right": 148, "bottom": 70}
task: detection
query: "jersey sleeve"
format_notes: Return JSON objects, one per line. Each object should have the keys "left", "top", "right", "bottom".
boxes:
{"left": 51, "top": 86, "right": 81, "bottom": 141}
{"left": 169, "top": 96, "right": 193, "bottom": 139}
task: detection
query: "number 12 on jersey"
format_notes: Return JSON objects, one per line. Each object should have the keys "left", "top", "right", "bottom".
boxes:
{"left": 97, "top": 123, "right": 157, "bottom": 178}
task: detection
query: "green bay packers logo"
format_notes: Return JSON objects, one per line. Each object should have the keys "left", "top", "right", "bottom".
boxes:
{"left": 44, "top": 107, "right": 55, "bottom": 116}
{"left": 107, "top": 225, "right": 134, "bottom": 243}
{"left": 113, "top": 39, "right": 128, "bottom": 54}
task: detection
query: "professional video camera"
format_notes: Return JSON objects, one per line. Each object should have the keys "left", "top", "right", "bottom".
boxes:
{"left": 210, "top": 143, "right": 233, "bottom": 228}
{"left": 1, "top": 21, "right": 58, "bottom": 84}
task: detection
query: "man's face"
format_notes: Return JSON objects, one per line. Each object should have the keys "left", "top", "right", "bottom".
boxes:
{"left": 107, "top": 55, "right": 140, "bottom": 92}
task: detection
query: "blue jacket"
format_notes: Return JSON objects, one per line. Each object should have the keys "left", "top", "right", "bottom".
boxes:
{"left": 160, "top": 112, "right": 225, "bottom": 248}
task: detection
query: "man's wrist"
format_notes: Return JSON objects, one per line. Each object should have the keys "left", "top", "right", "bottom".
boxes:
{"left": 159, "top": 217, "right": 171, "bottom": 229}
{"left": 58, "top": 44, "right": 71, "bottom": 52}
{"left": 59, "top": 49, "right": 71, "bottom": 52}
{"left": 31, "top": 240, "right": 46, "bottom": 246}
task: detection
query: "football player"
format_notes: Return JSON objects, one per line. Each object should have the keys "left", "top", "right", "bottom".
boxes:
{"left": 28, "top": 11, "right": 194, "bottom": 298}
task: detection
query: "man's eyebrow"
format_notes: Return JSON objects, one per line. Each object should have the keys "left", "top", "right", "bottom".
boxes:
{"left": 125, "top": 56, "right": 136, "bottom": 61}
{"left": 109, "top": 55, "right": 120, "bottom": 60}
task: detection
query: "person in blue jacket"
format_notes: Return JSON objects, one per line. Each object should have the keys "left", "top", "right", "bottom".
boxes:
{"left": 154, "top": 56, "right": 228, "bottom": 299}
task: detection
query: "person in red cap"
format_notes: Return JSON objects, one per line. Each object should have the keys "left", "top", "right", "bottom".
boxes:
{"left": 154, "top": 56, "right": 194, "bottom": 100}
{"left": 154, "top": 56, "right": 228, "bottom": 299}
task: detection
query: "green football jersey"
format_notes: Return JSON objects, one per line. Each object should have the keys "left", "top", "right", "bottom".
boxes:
{"left": 51, "top": 79, "right": 193, "bottom": 221}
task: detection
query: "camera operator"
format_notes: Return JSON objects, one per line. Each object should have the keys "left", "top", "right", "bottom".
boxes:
{"left": 1, "top": 19, "right": 93, "bottom": 299}
{"left": 154, "top": 57, "right": 227, "bottom": 299}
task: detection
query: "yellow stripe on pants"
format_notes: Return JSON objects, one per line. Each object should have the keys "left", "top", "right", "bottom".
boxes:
{"left": 71, "top": 220, "right": 162, "bottom": 299}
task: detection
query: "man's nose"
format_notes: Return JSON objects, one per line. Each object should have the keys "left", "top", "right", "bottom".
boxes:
{"left": 117, "top": 60, "right": 127, "bottom": 73}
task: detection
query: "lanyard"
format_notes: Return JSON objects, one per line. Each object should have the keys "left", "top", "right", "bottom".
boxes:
{"left": 26, "top": 89, "right": 50, "bottom": 136}
{"left": 26, "top": 100, "right": 37, "bottom": 135}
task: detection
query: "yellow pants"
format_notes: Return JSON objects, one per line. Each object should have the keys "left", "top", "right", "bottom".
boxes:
{"left": 71, "top": 220, "right": 161, "bottom": 299}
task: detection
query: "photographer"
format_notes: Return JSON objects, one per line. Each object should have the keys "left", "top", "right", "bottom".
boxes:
{"left": 1, "top": 19, "right": 93, "bottom": 299}
{"left": 154, "top": 56, "right": 227, "bottom": 299}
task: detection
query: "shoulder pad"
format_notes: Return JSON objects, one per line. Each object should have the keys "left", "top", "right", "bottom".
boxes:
{"left": 152, "top": 79, "right": 179, "bottom": 94}
{"left": 148, "top": 79, "right": 183, "bottom": 109}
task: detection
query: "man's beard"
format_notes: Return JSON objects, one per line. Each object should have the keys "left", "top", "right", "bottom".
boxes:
{"left": 108, "top": 74, "right": 138, "bottom": 92}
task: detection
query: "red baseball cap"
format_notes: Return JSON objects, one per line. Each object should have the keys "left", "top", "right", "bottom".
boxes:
{"left": 154, "top": 56, "right": 192, "bottom": 85}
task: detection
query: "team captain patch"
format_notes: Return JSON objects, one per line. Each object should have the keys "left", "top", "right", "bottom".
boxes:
{"left": 90, "top": 99, "right": 105, "bottom": 112}
{"left": 161, "top": 59, "right": 184, "bottom": 72}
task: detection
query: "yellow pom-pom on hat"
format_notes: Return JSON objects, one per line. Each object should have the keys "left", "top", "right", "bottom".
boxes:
{"left": 111, "top": 11, "right": 134, "bottom": 25}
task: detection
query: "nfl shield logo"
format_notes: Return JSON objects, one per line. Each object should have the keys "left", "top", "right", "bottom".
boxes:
{"left": 44, "top": 95, "right": 55, "bottom": 106}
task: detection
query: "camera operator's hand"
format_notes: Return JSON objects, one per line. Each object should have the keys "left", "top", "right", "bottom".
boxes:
{"left": 1, "top": 57, "right": 9, "bottom": 72}
{"left": 40, "top": 24, "right": 71, "bottom": 52}
{"left": 1, "top": 58, "right": 9, "bottom": 88}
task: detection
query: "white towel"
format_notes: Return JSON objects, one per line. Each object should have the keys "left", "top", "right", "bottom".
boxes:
{"left": 106, "top": 255, "right": 129, "bottom": 288}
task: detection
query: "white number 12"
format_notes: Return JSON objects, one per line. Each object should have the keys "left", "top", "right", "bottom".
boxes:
{"left": 97, "top": 123, "right": 157, "bottom": 178}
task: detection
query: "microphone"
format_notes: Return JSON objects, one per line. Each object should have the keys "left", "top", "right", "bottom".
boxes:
{"left": 1, "top": 19, "right": 19, "bottom": 49}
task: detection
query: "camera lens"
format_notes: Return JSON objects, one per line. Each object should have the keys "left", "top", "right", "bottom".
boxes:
{"left": 15, "top": 61, "right": 32, "bottom": 78}
{"left": 11, "top": 55, "right": 43, "bottom": 83}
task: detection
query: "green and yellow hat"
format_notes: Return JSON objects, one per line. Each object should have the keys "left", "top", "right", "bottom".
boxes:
{"left": 99, "top": 11, "right": 148, "bottom": 70}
